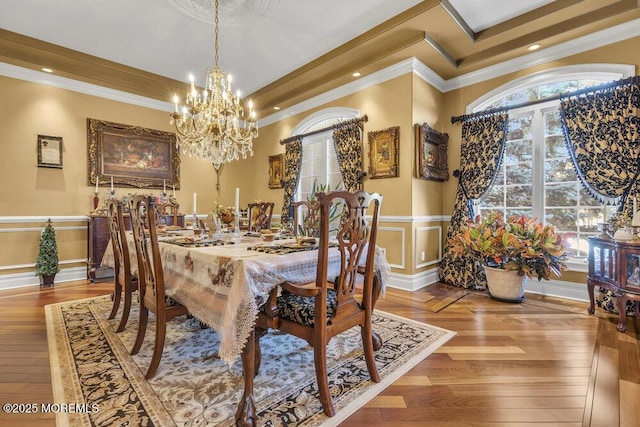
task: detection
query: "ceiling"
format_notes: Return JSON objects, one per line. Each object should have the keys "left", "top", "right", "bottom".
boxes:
{"left": 1, "top": 0, "right": 639, "bottom": 118}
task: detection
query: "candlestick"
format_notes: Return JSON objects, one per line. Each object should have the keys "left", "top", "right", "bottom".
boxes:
{"left": 235, "top": 188, "right": 240, "bottom": 213}
{"left": 193, "top": 192, "right": 197, "bottom": 214}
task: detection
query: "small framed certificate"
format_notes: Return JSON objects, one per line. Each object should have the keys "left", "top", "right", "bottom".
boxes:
{"left": 37, "top": 135, "right": 63, "bottom": 169}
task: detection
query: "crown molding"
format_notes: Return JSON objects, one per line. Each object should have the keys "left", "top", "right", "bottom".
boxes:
{"left": 442, "top": 17, "right": 640, "bottom": 92}
{"left": 0, "top": 62, "right": 173, "bottom": 112}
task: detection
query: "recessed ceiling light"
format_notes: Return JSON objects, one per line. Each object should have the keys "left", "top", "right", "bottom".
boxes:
{"left": 528, "top": 44, "right": 541, "bottom": 51}
{"left": 352, "top": 72, "right": 361, "bottom": 77}
{"left": 273, "top": 106, "right": 280, "bottom": 110}
{"left": 41, "top": 67, "right": 53, "bottom": 73}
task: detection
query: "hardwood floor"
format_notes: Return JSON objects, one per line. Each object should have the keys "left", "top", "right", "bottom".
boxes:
{"left": 0, "top": 280, "right": 637, "bottom": 426}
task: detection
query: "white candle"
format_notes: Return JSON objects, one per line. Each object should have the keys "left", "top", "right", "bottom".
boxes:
{"left": 110, "top": 177, "right": 114, "bottom": 191}
{"left": 95, "top": 179, "right": 98, "bottom": 193}
{"left": 235, "top": 188, "right": 240, "bottom": 213}
{"left": 163, "top": 180, "right": 166, "bottom": 192}
{"left": 634, "top": 197, "right": 640, "bottom": 227}
{"left": 173, "top": 185, "right": 176, "bottom": 198}
{"left": 193, "top": 193, "right": 197, "bottom": 213}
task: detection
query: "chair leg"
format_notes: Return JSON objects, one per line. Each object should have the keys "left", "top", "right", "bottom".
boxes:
{"left": 314, "top": 344, "right": 335, "bottom": 417}
{"left": 361, "top": 322, "right": 380, "bottom": 383}
{"left": 131, "top": 306, "right": 148, "bottom": 355}
{"left": 145, "top": 316, "right": 167, "bottom": 379}
{"left": 115, "top": 285, "right": 133, "bottom": 332}
{"left": 254, "top": 326, "right": 267, "bottom": 376}
{"left": 108, "top": 282, "right": 122, "bottom": 320}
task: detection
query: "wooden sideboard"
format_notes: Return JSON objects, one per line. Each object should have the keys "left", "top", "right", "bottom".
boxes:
{"left": 87, "top": 213, "right": 184, "bottom": 282}
{"left": 587, "top": 235, "right": 640, "bottom": 332}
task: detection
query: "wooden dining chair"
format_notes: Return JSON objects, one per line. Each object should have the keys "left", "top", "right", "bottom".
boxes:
{"left": 128, "top": 195, "right": 189, "bottom": 379}
{"left": 292, "top": 200, "right": 321, "bottom": 237}
{"left": 106, "top": 200, "right": 138, "bottom": 332}
{"left": 156, "top": 199, "right": 180, "bottom": 226}
{"left": 247, "top": 201, "right": 274, "bottom": 232}
{"left": 256, "top": 190, "right": 383, "bottom": 417}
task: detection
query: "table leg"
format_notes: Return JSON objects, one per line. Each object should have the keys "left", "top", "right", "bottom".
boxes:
{"left": 587, "top": 281, "right": 596, "bottom": 315}
{"left": 616, "top": 293, "right": 627, "bottom": 333}
{"left": 235, "top": 326, "right": 257, "bottom": 426}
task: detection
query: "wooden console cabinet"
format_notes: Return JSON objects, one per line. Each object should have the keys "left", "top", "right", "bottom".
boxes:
{"left": 87, "top": 212, "right": 184, "bottom": 282}
{"left": 587, "top": 236, "right": 640, "bottom": 332}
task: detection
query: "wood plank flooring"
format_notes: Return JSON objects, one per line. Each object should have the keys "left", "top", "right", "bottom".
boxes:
{"left": 0, "top": 280, "right": 638, "bottom": 426}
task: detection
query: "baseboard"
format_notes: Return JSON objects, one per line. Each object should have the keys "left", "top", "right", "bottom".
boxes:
{"left": 386, "top": 268, "right": 440, "bottom": 292}
{"left": 0, "top": 266, "right": 589, "bottom": 303}
{"left": 0, "top": 266, "right": 88, "bottom": 291}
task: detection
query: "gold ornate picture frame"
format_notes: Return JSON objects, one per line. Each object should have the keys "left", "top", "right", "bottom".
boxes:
{"left": 415, "top": 122, "right": 449, "bottom": 181}
{"left": 367, "top": 126, "right": 399, "bottom": 179}
{"left": 87, "top": 118, "right": 180, "bottom": 189}
{"left": 268, "top": 154, "right": 284, "bottom": 189}
{"left": 37, "top": 135, "right": 63, "bottom": 169}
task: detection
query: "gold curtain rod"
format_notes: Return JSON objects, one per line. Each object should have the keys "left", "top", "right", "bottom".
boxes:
{"left": 279, "top": 115, "right": 368, "bottom": 145}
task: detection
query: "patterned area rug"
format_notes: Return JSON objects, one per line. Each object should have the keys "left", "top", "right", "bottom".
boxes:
{"left": 45, "top": 295, "right": 455, "bottom": 426}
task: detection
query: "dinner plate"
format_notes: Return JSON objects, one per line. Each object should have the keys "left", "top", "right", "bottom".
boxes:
{"left": 282, "top": 242, "right": 317, "bottom": 249}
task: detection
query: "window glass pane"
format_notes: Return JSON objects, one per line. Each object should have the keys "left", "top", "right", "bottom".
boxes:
{"left": 545, "top": 159, "right": 577, "bottom": 182}
{"left": 480, "top": 185, "right": 504, "bottom": 208}
{"left": 546, "top": 182, "right": 578, "bottom": 207}
{"left": 545, "top": 135, "right": 568, "bottom": 158}
{"left": 545, "top": 208, "right": 578, "bottom": 231}
{"left": 507, "top": 116, "right": 533, "bottom": 140}
{"left": 505, "top": 185, "right": 532, "bottom": 206}
{"left": 506, "top": 208, "right": 533, "bottom": 218}
{"left": 539, "top": 81, "right": 579, "bottom": 98}
{"left": 544, "top": 110, "right": 563, "bottom": 135}
{"left": 505, "top": 163, "right": 532, "bottom": 184}
{"left": 503, "top": 139, "right": 533, "bottom": 164}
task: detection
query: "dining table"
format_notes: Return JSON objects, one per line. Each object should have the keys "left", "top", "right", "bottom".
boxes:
{"left": 102, "top": 228, "right": 390, "bottom": 426}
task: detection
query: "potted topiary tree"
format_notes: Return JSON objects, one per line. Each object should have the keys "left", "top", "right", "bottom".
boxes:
{"left": 448, "top": 212, "right": 572, "bottom": 302}
{"left": 35, "top": 219, "right": 59, "bottom": 287}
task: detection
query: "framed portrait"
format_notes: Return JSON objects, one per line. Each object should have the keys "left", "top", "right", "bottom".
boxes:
{"left": 367, "top": 126, "right": 399, "bottom": 179}
{"left": 268, "top": 154, "right": 284, "bottom": 189}
{"left": 415, "top": 122, "right": 449, "bottom": 181}
{"left": 87, "top": 118, "right": 180, "bottom": 189}
{"left": 37, "top": 135, "right": 63, "bottom": 169}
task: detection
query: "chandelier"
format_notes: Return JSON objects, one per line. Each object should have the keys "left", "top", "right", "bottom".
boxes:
{"left": 170, "top": 0, "right": 258, "bottom": 168}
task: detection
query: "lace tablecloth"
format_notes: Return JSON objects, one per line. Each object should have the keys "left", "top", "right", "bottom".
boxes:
{"left": 102, "top": 232, "right": 390, "bottom": 365}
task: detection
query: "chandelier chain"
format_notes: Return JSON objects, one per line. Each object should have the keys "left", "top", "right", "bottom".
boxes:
{"left": 169, "top": 0, "right": 258, "bottom": 168}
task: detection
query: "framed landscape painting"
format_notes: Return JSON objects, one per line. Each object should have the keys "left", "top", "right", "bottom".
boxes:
{"left": 87, "top": 118, "right": 180, "bottom": 189}
{"left": 415, "top": 122, "right": 449, "bottom": 182}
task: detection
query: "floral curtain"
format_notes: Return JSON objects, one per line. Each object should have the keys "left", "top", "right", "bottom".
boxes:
{"left": 333, "top": 123, "right": 366, "bottom": 192}
{"left": 439, "top": 113, "right": 510, "bottom": 289}
{"left": 559, "top": 75, "right": 640, "bottom": 213}
{"left": 280, "top": 138, "right": 303, "bottom": 231}
{"left": 559, "top": 76, "right": 640, "bottom": 314}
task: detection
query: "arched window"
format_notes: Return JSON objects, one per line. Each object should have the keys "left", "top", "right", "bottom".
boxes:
{"left": 292, "top": 108, "right": 359, "bottom": 201}
{"left": 472, "top": 65, "right": 634, "bottom": 263}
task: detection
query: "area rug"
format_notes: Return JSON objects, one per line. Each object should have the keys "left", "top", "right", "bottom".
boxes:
{"left": 45, "top": 295, "right": 455, "bottom": 426}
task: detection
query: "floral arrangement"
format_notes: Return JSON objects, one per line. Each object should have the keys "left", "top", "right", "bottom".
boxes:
{"left": 448, "top": 212, "right": 572, "bottom": 281}
{"left": 214, "top": 203, "right": 235, "bottom": 224}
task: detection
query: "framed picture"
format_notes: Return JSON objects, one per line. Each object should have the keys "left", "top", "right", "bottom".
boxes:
{"left": 87, "top": 118, "right": 179, "bottom": 189}
{"left": 415, "top": 122, "right": 449, "bottom": 181}
{"left": 268, "top": 154, "right": 284, "bottom": 189}
{"left": 37, "top": 135, "right": 63, "bottom": 169}
{"left": 367, "top": 126, "right": 399, "bottom": 179}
